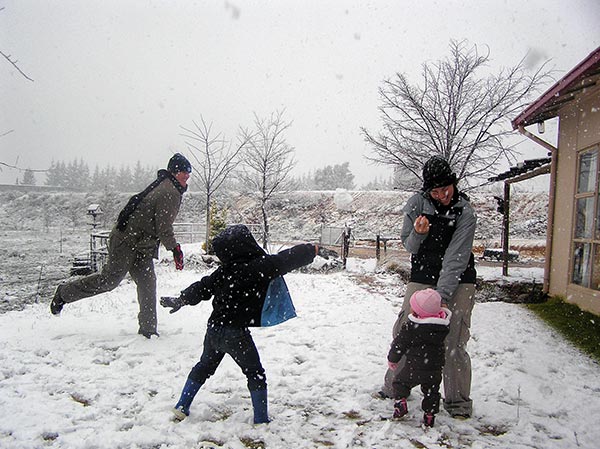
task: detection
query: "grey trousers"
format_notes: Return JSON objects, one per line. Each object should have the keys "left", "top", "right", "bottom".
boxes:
{"left": 382, "top": 282, "right": 475, "bottom": 416}
{"left": 59, "top": 231, "right": 158, "bottom": 334}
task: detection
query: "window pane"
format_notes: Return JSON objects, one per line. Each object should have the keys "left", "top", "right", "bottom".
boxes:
{"left": 572, "top": 242, "right": 591, "bottom": 287}
{"left": 575, "top": 197, "right": 594, "bottom": 239}
{"left": 596, "top": 196, "right": 600, "bottom": 240}
{"left": 577, "top": 150, "right": 597, "bottom": 193}
{"left": 592, "top": 244, "right": 600, "bottom": 290}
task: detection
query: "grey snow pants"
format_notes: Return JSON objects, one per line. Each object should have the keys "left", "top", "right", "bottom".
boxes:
{"left": 382, "top": 282, "right": 475, "bottom": 417}
{"left": 58, "top": 230, "right": 158, "bottom": 335}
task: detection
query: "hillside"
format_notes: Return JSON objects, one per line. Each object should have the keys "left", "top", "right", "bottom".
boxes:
{"left": 0, "top": 188, "right": 548, "bottom": 242}
{"left": 0, "top": 188, "right": 547, "bottom": 312}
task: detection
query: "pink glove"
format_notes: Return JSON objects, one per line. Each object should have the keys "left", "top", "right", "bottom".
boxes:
{"left": 388, "top": 360, "right": 398, "bottom": 371}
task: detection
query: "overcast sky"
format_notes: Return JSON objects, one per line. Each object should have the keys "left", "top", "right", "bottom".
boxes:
{"left": 1, "top": 0, "right": 599, "bottom": 187}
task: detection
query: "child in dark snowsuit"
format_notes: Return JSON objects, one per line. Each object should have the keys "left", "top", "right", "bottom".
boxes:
{"left": 160, "top": 224, "right": 317, "bottom": 424}
{"left": 387, "top": 288, "right": 451, "bottom": 427}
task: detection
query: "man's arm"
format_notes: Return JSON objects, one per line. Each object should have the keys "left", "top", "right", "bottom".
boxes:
{"left": 436, "top": 205, "right": 477, "bottom": 302}
{"left": 155, "top": 187, "right": 181, "bottom": 251}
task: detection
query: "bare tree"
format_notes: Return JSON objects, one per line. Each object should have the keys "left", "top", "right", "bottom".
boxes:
{"left": 361, "top": 40, "right": 553, "bottom": 188}
{"left": 0, "top": 7, "right": 33, "bottom": 82}
{"left": 181, "top": 117, "right": 251, "bottom": 249}
{"left": 1, "top": 6, "right": 34, "bottom": 173}
{"left": 240, "top": 110, "right": 296, "bottom": 248}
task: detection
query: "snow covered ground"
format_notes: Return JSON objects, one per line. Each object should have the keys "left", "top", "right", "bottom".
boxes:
{"left": 0, "top": 245, "right": 598, "bottom": 449}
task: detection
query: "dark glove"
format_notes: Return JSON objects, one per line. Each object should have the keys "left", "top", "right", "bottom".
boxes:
{"left": 173, "top": 244, "right": 184, "bottom": 270}
{"left": 160, "top": 296, "right": 184, "bottom": 314}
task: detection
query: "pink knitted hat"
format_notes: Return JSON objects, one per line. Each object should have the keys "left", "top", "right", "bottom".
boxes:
{"left": 410, "top": 288, "right": 444, "bottom": 318}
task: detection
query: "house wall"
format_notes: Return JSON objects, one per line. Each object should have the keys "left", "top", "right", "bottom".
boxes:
{"left": 549, "top": 84, "right": 600, "bottom": 315}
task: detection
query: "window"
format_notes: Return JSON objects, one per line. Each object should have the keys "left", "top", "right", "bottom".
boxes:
{"left": 572, "top": 147, "right": 600, "bottom": 289}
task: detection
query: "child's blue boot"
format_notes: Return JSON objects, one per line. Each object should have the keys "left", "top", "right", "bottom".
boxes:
{"left": 172, "top": 378, "right": 201, "bottom": 421}
{"left": 250, "top": 389, "right": 270, "bottom": 424}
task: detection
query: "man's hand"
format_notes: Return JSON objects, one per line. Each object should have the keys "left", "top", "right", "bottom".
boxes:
{"left": 173, "top": 244, "right": 184, "bottom": 270}
{"left": 414, "top": 215, "right": 430, "bottom": 235}
{"left": 160, "top": 296, "right": 184, "bottom": 314}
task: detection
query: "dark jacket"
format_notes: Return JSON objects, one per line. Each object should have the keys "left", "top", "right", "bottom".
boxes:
{"left": 387, "top": 310, "right": 451, "bottom": 373}
{"left": 180, "top": 225, "right": 316, "bottom": 327}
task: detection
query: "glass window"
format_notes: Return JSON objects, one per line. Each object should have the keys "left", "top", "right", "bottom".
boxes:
{"left": 572, "top": 242, "right": 591, "bottom": 288}
{"left": 595, "top": 196, "right": 600, "bottom": 240}
{"left": 575, "top": 197, "right": 594, "bottom": 239}
{"left": 592, "top": 244, "right": 600, "bottom": 290}
{"left": 577, "top": 150, "right": 597, "bottom": 193}
{"left": 572, "top": 146, "right": 600, "bottom": 290}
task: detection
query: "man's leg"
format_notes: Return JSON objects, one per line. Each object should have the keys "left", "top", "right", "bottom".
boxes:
{"left": 443, "top": 283, "right": 476, "bottom": 417}
{"left": 58, "top": 232, "right": 132, "bottom": 305}
{"left": 129, "top": 253, "right": 157, "bottom": 336}
{"left": 381, "top": 282, "right": 433, "bottom": 398}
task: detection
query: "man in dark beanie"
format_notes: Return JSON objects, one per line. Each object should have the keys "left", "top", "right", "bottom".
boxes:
{"left": 378, "top": 155, "right": 477, "bottom": 419}
{"left": 421, "top": 156, "right": 457, "bottom": 193}
{"left": 50, "top": 153, "right": 192, "bottom": 339}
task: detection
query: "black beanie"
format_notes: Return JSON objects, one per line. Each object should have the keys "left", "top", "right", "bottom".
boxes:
{"left": 422, "top": 156, "right": 457, "bottom": 192}
{"left": 167, "top": 153, "right": 192, "bottom": 173}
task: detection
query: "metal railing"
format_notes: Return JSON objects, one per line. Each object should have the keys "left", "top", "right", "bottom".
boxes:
{"left": 173, "top": 222, "right": 206, "bottom": 243}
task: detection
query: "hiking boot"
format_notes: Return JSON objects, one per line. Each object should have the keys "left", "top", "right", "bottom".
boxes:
{"left": 371, "top": 390, "right": 391, "bottom": 400}
{"left": 50, "top": 286, "right": 65, "bottom": 315}
{"left": 172, "top": 406, "right": 188, "bottom": 422}
{"left": 138, "top": 330, "right": 160, "bottom": 339}
{"left": 423, "top": 413, "right": 435, "bottom": 427}
{"left": 393, "top": 398, "right": 408, "bottom": 419}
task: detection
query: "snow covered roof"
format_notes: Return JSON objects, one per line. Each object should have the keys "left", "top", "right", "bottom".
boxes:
{"left": 488, "top": 157, "right": 552, "bottom": 183}
{"left": 512, "top": 46, "right": 600, "bottom": 128}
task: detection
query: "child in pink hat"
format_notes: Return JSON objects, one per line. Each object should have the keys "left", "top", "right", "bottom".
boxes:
{"left": 387, "top": 288, "right": 451, "bottom": 427}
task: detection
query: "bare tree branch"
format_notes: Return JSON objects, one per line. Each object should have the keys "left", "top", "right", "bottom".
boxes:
{"left": 181, "top": 116, "right": 251, "bottom": 248}
{"left": 362, "top": 39, "right": 554, "bottom": 189}
{"left": 0, "top": 161, "right": 47, "bottom": 173}
{"left": 1, "top": 50, "right": 34, "bottom": 82}
{"left": 239, "top": 109, "right": 296, "bottom": 247}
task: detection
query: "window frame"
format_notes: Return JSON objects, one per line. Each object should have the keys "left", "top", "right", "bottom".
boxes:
{"left": 571, "top": 145, "right": 600, "bottom": 289}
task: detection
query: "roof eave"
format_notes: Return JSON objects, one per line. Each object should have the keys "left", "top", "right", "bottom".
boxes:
{"left": 511, "top": 47, "right": 600, "bottom": 129}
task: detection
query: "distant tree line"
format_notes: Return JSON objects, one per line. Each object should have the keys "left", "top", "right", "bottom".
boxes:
{"left": 44, "top": 159, "right": 159, "bottom": 192}
{"left": 294, "top": 162, "right": 355, "bottom": 190}
{"left": 18, "top": 157, "right": 392, "bottom": 193}
{"left": 292, "top": 162, "right": 394, "bottom": 190}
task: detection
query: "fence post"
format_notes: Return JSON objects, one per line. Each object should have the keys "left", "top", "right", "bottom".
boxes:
{"left": 342, "top": 226, "right": 351, "bottom": 269}
{"left": 376, "top": 234, "right": 381, "bottom": 261}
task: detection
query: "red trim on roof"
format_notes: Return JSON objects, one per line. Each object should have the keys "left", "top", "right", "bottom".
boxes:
{"left": 512, "top": 46, "right": 600, "bottom": 129}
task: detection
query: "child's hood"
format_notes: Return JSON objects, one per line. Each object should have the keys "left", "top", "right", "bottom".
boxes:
{"left": 212, "top": 224, "right": 267, "bottom": 264}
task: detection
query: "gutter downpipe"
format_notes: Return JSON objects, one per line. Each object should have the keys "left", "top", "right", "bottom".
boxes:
{"left": 517, "top": 125, "right": 558, "bottom": 294}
